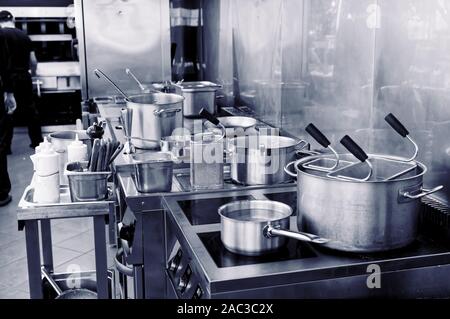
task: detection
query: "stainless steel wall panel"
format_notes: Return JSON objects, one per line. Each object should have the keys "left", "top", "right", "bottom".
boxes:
{"left": 75, "top": 0, "right": 171, "bottom": 99}
{"left": 372, "top": 0, "right": 450, "bottom": 203}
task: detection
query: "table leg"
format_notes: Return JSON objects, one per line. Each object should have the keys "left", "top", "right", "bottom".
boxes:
{"left": 93, "top": 215, "right": 109, "bottom": 299}
{"left": 134, "top": 265, "right": 144, "bottom": 299}
{"left": 108, "top": 203, "right": 116, "bottom": 246}
{"left": 25, "top": 220, "right": 43, "bottom": 299}
{"left": 40, "top": 219, "right": 54, "bottom": 272}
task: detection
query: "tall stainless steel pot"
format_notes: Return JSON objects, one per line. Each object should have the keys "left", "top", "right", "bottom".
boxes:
{"left": 93, "top": 69, "right": 184, "bottom": 150}
{"left": 286, "top": 154, "right": 443, "bottom": 252}
{"left": 126, "top": 93, "right": 184, "bottom": 149}
{"left": 227, "top": 135, "right": 308, "bottom": 185}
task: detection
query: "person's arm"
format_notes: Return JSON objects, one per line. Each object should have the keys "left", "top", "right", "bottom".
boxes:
{"left": 29, "top": 51, "right": 37, "bottom": 77}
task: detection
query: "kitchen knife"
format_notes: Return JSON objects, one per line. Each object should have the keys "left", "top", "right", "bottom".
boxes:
{"left": 89, "top": 139, "right": 101, "bottom": 172}
{"left": 103, "top": 139, "right": 113, "bottom": 171}
{"left": 96, "top": 139, "right": 106, "bottom": 172}
{"left": 108, "top": 143, "right": 123, "bottom": 165}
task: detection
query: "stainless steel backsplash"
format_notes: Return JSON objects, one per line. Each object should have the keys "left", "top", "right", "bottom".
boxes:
{"left": 202, "top": 0, "right": 450, "bottom": 204}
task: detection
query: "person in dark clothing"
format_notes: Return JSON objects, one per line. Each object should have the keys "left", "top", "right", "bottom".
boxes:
{"left": 0, "top": 17, "right": 16, "bottom": 206}
{"left": 0, "top": 10, "right": 42, "bottom": 153}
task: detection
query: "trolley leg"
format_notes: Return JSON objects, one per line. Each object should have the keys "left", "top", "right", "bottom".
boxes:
{"left": 40, "top": 219, "right": 54, "bottom": 272}
{"left": 93, "top": 215, "right": 109, "bottom": 299}
{"left": 25, "top": 220, "right": 43, "bottom": 299}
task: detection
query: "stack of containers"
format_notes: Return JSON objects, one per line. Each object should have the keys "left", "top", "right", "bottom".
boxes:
{"left": 30, "top": 137, "right": 60, "bottom": 203}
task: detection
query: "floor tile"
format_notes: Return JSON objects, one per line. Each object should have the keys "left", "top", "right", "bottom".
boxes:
{"left": 53, "top": 217, "right": 94, "bottom": 232}
{"left": 55, "top": 252, "right": 97, "bottom": 273}
{"left": 0, "top": 257, "right": 29, "bottom": 288}
{"left": 0, "top": 238, "right": 26, "bottom": 268}
{"left": 0, "top": 288, "right": 29, "bottom": 299}
{"left": 55, "top": 231, "right": 95, "bottom": 253}
{"left": 50, "top": 224, "right": 88, "bottom": 245}
{"left": 0, "top": 230, "right": 24, "bottom": 248}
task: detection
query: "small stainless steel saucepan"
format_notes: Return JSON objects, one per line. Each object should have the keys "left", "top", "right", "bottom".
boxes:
{"left": 218, "top": 200, "right": 328, "bottom": 256}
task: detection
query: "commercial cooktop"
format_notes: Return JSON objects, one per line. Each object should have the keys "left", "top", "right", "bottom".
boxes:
{"left": 163, "top": 186, "right": 450, "bottom": 299}
{"left": 199, "top": 231, "right": 316, "bottom": 268}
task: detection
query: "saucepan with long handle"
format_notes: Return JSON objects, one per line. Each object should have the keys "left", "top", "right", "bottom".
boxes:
{"left": 218, "top": 200, "right": 328, "bottom": 256}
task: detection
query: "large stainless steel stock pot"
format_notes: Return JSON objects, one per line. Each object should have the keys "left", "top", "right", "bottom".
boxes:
{"left": 285, "top": 116, "right": 443, "bottom": 253}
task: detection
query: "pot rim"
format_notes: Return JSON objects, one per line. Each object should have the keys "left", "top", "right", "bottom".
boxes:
{"left": 228, "top": 135, "right": 301, "bottom": 150}
{"left": 206, "top": 116, "right": 258, "bottom": 130}
{"left": 178, "top": 81, "right": 222, "bottom": 92}
{"left": 218, "top": 200, "right": 292, "bottom": 224}
{"left": 126, "top": 93, "right": 184, "bottom": 106}
{"left": 294, "top": 153, "right": 427, "bottom": 184}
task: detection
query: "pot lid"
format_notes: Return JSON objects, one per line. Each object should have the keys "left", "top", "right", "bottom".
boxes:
{"left": 178, "top": 81, "right": 222, "bottom": 92}
{"left": 229, "top": 135, "right": 300, "bottom": 150}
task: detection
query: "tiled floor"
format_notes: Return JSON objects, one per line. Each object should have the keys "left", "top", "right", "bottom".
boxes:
{"left": 0, "top": 131, "right": 115, "bottom": 299}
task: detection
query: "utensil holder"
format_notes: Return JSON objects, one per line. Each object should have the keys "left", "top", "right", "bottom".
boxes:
{"left": 65, "top": 161, "right": 110, "bottom": 202}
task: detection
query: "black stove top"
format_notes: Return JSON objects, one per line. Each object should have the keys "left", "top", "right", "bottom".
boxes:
{"left": 313, "top": 234, "right": 450, "bottom": 261}
{"left": 198, "top": 231, "right": 317, "bottom": 268}
{"left": 177, "top": 195, "right": 255, "bottom": 225}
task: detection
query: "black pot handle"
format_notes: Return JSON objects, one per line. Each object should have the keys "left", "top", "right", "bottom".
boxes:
{"left": 199, "top": 108, "right": 220, "bottom": 126}
{"left": 340, "top": 135, "right": 368, "bottom": 163}
{"left": 385, "top": 113, "right": 409, "bottom": 138}
{"left": 305, "top": 123, "right": 330, "bottom": 148}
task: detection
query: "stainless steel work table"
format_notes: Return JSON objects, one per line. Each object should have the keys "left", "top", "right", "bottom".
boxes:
{"left": 17, "top": 186, "right": 115, "bottom": 299}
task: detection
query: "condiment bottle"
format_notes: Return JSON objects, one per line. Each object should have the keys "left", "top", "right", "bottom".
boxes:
{"left": 35, "top": 136, "right": 52, "bottom": 153}
{"left": 67, "top": 134, "right": 88, "bottom": 163}
{"left": 30, "top": 142, "right": 60, "bottom": 203}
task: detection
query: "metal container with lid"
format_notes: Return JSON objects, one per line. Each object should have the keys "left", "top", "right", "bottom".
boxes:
{"left": 175, "top": 81, "right": 222, "bottom": 118}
